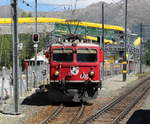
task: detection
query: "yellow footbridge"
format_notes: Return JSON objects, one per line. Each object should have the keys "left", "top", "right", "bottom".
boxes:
{"left": 0, "top": 17, "right": 140, "bottom": 46}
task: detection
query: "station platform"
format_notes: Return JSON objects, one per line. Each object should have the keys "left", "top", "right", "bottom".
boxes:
{"left": 99, "top": 74, "right": 138, "bottom": 97}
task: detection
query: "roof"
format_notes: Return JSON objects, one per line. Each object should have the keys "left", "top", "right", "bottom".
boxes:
{"left": 25, "top": 55, "right": 48, "bottom": 63}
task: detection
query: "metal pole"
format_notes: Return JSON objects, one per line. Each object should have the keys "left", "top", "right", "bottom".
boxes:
{"left": 0, "top": 67, "right": 5, "bottom": 105}
{"left": 34, "top": 44, "right": 38, "bottom": 88}
{"left": 34, "top": 0, "right": 38, "bottom": 87}
{"left": 140, "top": 23, "right": 143, "bottom": 73}
{"left": 12, "top": 0, "right": 19, "bottom": 114}
{"left": 123, "top": 0, "right": 128, "bottom": 81}
{"left": 26, "top": 67, "right": 29, "bottom": 91}
{"left": 35, "top": 0, "right": 37, "bottom": 33}
{"left": 101, "top": 2, "right": 105, "bottom": 80}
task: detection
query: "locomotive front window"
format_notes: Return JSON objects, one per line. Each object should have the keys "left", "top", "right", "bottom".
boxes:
{"left": 53, "top": 48, "right": 73, "bottom": 62}
{"left": 77, "top": 49, "right": 97, "bottom": 62}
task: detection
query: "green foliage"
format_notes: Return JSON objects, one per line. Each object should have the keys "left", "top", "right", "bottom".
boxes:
{"left": 145, "top": 50, "right": 150, "bottom": 66}
{"left": 144, "top": 39, "right": 150, "bottom": 50}
{"left": 0, "top": 33, "right": 46, "bottom": 69}
{"left": 0, "top": 34, "right": 12, "bottom": 69}
{"left": 28, "top": 13, "right": 32, "bottom": 17}
{"left": 19, "top": 33, "right": 34, "bottom": 59}
{"left": 21, "top": 12, "right": 32, "bottom": 17}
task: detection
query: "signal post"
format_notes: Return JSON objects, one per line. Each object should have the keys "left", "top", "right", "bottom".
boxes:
{"left": 33, "top": 33, "right": 39, "bottom": 88}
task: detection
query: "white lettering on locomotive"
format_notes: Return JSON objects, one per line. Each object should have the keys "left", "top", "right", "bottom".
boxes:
{"left": 80, "top": 72, "right": 88, "bottom": 79}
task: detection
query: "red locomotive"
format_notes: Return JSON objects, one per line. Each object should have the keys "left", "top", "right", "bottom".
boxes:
{"left": 45, "top": 35, "right": 104, "bottom": 102}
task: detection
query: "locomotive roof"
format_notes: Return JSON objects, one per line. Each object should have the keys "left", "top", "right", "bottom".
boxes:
{"left": 51, "top": 43, "right": 100, "bottom": 47}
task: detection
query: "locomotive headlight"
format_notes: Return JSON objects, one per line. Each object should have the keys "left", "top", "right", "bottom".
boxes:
{"left": 89, "top": 71, "right": 95, "bottom": 77}
{"left": 54, "top": 70, "right": 60, "bottom": 77}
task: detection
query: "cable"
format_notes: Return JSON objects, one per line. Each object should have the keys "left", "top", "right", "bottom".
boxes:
{"left": 70, "top": 0, "right": 79, "bottom": 18}
{"left": 36, "top": 3, "right": 72, "bottom": 11}
{"left": 38, "top": 3, "right": 71, "bottom": 6}
{"left": 22, "top": 0, "right": 32, "bottom": 7}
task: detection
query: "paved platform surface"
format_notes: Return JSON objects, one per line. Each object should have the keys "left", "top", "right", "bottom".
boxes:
{"left": 103, "top": 74, "right": 137, "bottom": 90}
{"left": 99, "top": 74, "right": 138, "bottom": 97}
{"left": 141, "top": 92, "right": 150, "bottom": 110}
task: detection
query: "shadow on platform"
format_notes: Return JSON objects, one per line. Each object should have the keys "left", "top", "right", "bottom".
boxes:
{"left": 21, "top": 85, "right": 89, "bottom": 106}
{"left": 126, "top": 109, "right": 150, "bottom": 124}
{"left": 21, "top": 90, "right": 50, "bottom": 106}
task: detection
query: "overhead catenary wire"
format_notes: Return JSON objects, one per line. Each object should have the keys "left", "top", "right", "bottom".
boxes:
{"left": 22, "top": 0, "right": 32, "bottom": 7}
{"left": 72, "top": 0, "right": 78, "bottom": 15}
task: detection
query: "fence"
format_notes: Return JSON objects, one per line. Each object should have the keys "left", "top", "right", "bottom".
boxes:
{"left": 0, "top": 62, "right": 150, "bottom": 104}
{"left": 0, "top": 63, "right": 50, "bottom": 105}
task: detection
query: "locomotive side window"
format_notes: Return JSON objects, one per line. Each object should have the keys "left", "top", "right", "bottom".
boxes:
{"left": 53, "top": 48, "right": 73, "bottom": 62}
{"left": 77, "top": 49, "right": 97, "bottom": 62}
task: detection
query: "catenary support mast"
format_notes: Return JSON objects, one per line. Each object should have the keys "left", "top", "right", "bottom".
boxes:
{"left": 12, "top": 0, "right": 19, "bottom": 114}
{"left": 123, "top": 0, "right": 128, "bottom": 81}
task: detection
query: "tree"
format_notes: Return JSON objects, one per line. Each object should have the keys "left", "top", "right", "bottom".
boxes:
{"left": 21, "top": 12, "right": 32, "bottom": 17}
{"left": 28, "top": 12, "right": 32, "bottom": 17}
{"left": 0, "top": 33, "right": 46, "bottom": 69}
{"left": 145, "top": 50, "right": 150, "bottom": 66}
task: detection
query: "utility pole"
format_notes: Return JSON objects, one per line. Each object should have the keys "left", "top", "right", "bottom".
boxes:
{"left": 35, "top": 0, "right": 37, "bottom": 33}
{"left": 101, "top": 2, "right": 105, "bottom": 80}
{"left": 140, "top": 23, "right": 143, "bottom": 73}
{"left": 123, "top": 0, "right": 128, "bottom": 81}
{"left": 34, "top": 0, "right": 38, "bottom": 87}
{"left": 12, "top": 0, "right": 19, "bottom": 114}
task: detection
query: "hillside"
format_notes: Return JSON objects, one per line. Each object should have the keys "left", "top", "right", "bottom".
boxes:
{"left": 1, "top": 0, "right": 150, "bottom": 29}
{"left": 37, "top": 0, "right": 150, "bottom": 28}
{"left": 0, "top": 5, "right": 24, "bottom": 17}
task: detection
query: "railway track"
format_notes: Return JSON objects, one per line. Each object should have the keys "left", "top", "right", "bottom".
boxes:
{"left": 40, "top": 103, "right": 85, "bottom": 124}
{"left": 40, "top": 104, "right": 64, "bottom": 124}
{"left": 82, "top": 77, "right": 150, "bottom": 124}
{"left": 66, "top": 104, "right": 85, "bottom": 124}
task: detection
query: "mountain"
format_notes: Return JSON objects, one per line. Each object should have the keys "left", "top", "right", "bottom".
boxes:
{"left": 0, "top": 5, "right": 25, "bottom": 18}
{"left": 1, "top": 0, "right": 150, "bottom": 30}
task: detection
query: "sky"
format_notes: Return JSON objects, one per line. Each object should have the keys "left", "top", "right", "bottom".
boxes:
{"left": 0, "top": 0, "right": 121, "bottom": 11}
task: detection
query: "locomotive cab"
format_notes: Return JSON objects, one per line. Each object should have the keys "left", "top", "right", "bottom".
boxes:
{"left": 47, "top": 39, "right": 104, "bottom": 102}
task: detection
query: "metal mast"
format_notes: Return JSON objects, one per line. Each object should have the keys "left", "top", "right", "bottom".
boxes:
{"left": 101, "top": 2, "right": 105, "bottom": 80}
{"left": 140, "top": 23, "right": 143, "bottom": 73}
{"left": 35, "top": 0, "right": 37, "bottom": 33}
{"left": 12, "top": 0, "right": 19, "bottom": 113}
{"left": 123, "top": 0, "right": 128, "bottom": 81}
{"left": 34, "top": 0, "right": 38, "bottom": 87}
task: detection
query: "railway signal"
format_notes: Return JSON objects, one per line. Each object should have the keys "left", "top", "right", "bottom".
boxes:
{"left": 32, "top": 33, "right": 39, "bottom": 43}
{"left": 32, "top": 33, "right": 39, "bottom": 88}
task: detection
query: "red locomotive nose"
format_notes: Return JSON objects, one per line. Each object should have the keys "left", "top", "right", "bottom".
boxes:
{"left": 65, "top": 72, "right": 72, "bottom": 80}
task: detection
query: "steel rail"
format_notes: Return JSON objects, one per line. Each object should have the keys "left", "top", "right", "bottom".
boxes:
{"left": 40, "top": 104, "right": 64, "bottom": 124}
{"left": 82, "top": 76, "right": 150, "bottom": 124}
{"left": 111, "top": 81, "right": 150, "bottom": 124}
{"left": 67, "top": 104, "right": 85, "bottom": 124}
